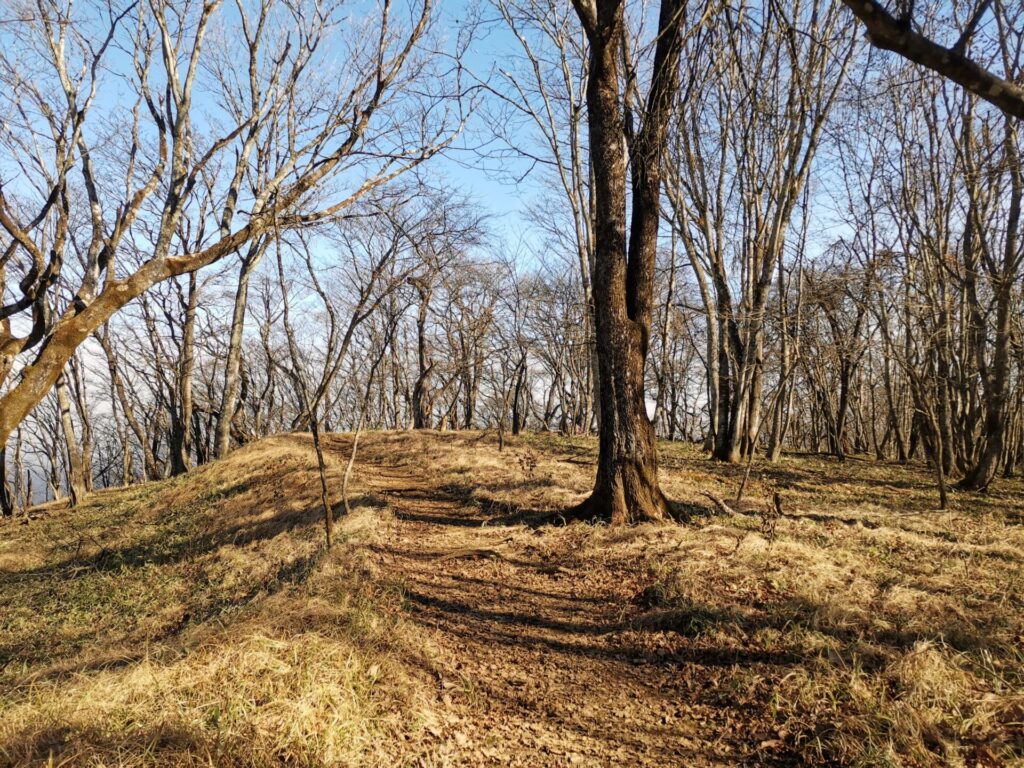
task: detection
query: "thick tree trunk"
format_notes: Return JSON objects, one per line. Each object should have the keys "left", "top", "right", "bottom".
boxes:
{"left": 569, "top": 0, "right": 683, "bottom": 524}
{"left": 573, "top": 317, "right": 671, "bottom": 523}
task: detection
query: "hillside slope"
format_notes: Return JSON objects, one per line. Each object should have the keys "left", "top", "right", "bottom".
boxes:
{"left": 2, "top": 432, "right": 1022, "bottom": 766}
{"left": 0, "top": 435, "right": 437, "bottom": 767}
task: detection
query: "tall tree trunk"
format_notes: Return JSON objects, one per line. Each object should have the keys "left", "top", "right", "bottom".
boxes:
{"left": 511, "top": 354, "right": 528, "bottom": 436}
{"left": 0, "top": 446, "right": 12, "bottom": 517}
{"left": 959, "top": 122, "right": 1021, "bottom": 490}
{"left": 742, "top": 333, "right": 765, "bottom": 456}
{"left": 170, "top": 273, "right": 198, "bottom": 476}
{"left": 713, "top": 313, "right": 744, "bottom": 462}
{"left": 653, "top": 236, "right": 677, "bottom": 435}
{"left": 766, "top": 274, "right": 791, "bottom": 463}
{"left": 411, "top": 281, "right": 433, "bottom": 429}
{"left": 69, "top": 357, "right": 94, "bottom": 490}
{"left": 569, "top": 0, "right": 684, "bottom": 523}
{"left": 215, "top": 242, "right": 266, "bottom": 458}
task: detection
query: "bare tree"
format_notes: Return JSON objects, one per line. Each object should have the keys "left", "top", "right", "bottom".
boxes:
{"left": 486, "top": 0, "right": 599, "bottom": 428}
{"left": 841, "top": 0, "right": 1024, "bottom": 119}
{"left": 567, "top": 0, "right": 702, "bottom": 523}
{"left": 0, "top": 0, "right": 465, "bottom": 457}
{"left": 665, "top": 0, "right": 855, "bottom": 462}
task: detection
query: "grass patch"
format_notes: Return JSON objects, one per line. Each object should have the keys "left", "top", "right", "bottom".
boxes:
{"left": 360, "top": 430, "right": 1024, "bottom": 765}
{"left": 1, "top": 429, "right": 1021, "bottom": 766}
{"left": 0, "top": 436, "right": 435, "bottom": 767}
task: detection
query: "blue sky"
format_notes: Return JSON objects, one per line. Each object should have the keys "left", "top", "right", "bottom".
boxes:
{"left": 427, "top": 1, "right": 545, "bottom": 255}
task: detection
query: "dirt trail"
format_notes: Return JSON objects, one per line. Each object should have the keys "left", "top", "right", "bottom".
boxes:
{"left": 357, "top": 458, "right": 745, "bottom": 767}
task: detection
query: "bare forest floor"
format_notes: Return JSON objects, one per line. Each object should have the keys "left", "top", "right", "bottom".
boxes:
{"left": 1, "top": 431, "right": 1022, "bottom": 767}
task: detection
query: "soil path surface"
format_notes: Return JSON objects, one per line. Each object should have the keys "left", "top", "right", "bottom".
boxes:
{"left": 356, "top": 456, "right": 752, "bottom": 767}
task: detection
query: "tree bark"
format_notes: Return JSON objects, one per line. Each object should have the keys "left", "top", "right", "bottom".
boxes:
{"left": 511, "top": 354, "right": 528, "bottom": 435}
{"left": 411, "top": 279, "right": 433, "bottom": 429}
{"left": 568, "top": 0, "right": 685, "bottom": 524}
{"left": 56, "top": 373, "right": 88, "bottom": 506}
{"left": 169, "top": 273, "right": 198, "bottom": 476}
{"left": 959, "top": 170, "right": 1019, "bottom": 489}
{"left": 0, "top": 446, "right": 12, "bottom": 517}
{"left": 215, "top": 241, "right": 267, "bottom": 458}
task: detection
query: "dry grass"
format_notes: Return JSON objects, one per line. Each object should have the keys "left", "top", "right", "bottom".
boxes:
{"left": 0, "top": 435, "right": 437, "bottom": 767}
{"left": 359, "top": 431, "right": 1024, "bottom": 767}
{"left": 2, "top": 429, "right": 1022, "bottom": 766}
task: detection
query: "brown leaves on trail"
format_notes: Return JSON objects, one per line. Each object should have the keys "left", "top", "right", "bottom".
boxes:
{"left": 359, "top": 437, "right": 763, "bottom": 766}
{"left": 356, "top": 431, "right": 1024, "bottom": 767}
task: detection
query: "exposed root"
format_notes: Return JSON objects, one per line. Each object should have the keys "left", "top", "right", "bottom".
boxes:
{"left": 702, "top": 492, "right": 736, "bottom": 516}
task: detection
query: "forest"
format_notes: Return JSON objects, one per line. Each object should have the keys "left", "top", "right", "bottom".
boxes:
{"left": 1, "top": 0, "right": 1022, "bottom": 766}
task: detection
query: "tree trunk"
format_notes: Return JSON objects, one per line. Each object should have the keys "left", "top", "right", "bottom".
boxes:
{"left": 0, "top": 446, "right": 12, "bottom": 517}
{"left": 215, "top": 242, "right": 266, "bottom": 458}
{"left": 959, "top": 123, "right": 1020, "bottom": 490}
{"left": 411, "top": 281, "right": 433, "bottom": 429}
{"left": 569, "top": 0, "right": 683, "bottom": 524}
{"left": 170, "top": 273, "right": 198, "bottom": 476}
{"left": 97, "top": 325, "right": 161, "bottom": 480}
{"left": 511, "top": 355, "right": 527, "bottom": 435}
{"left": 56, "top": 373, "right": 88, "bottom": 506}
{"left": 69, "top": 357, "right": 94, "bottom": 490}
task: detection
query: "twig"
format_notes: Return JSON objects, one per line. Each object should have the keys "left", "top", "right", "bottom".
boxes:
{"left": 702, "top": 492, "right": 736, "bottom": 516}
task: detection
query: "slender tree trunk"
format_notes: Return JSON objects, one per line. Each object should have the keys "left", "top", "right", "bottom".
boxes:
{"left": 276, "top": 244, "right": 333, "bottom": 548}
{"left": 215, "top": 242, "right": 266, "bottom": 458}
{"left": 0, "top": 446, "right": 12, "bottom": 517}
{"left": 959, "top": 124, "right": 1020, "bottom": 490}
{"left": 698, "top": 279, "right": 720, "bottom": 452}
{"left": 55, "top": 373, "right": 88, "bottom": 506}
{"left": 170, "top": 273, "right": 198, "bottom": 476}
{"left": 653, "top": 237, "right": 677, "bottom": 434}
{"left": 411, "top": 281, "right": 433, "bottom": 429}
{"left": 14, "top": 430, "right": 25, "bottom": 511}
{"left": 97, "top": 325, "right": 161, "bottom": 480}
{"left": 766, "top": 278, "right": 791, "bottom": 463}
{"left": 713, "top": 323, "right": 740, "bottom": 462}
{"left": 511, "top": 354, "right": 528, "bottom": 435}
{"left": 742, "top": 332, "right": 765, "bottom": 456}
{"left": 69, "top": 357, "right": 94, "bottom": 491}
